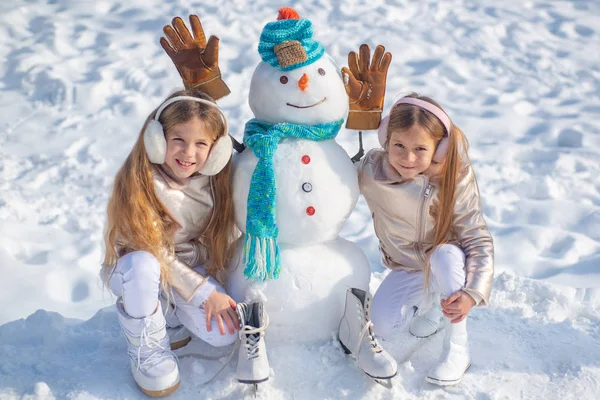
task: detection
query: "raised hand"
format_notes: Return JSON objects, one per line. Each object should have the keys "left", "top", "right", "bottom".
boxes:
{"left": 342, "top": 44, "right": 392, "bottom": 130}
{"left": 160, "top": 15, "right": 231, "bottom": 100}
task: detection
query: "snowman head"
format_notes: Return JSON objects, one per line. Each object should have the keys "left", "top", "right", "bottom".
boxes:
{"left": 249, "top": 8, "right": 348, "bottom": 125}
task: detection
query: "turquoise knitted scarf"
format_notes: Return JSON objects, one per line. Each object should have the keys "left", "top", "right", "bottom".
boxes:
{"left": 242, "top": 118, "right": 343, "bottom": 281}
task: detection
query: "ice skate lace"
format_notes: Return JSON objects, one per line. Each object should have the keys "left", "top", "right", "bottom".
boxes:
{"left": 354, "top": 302, "right": 382, "bottom": 358}
{"left": 132, "top": 318, "right": 177, "bottom": 371}
{"left": 240, "top": 313, "right": 270, "bottom": 360}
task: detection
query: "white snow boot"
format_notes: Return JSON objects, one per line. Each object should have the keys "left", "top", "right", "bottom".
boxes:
{"left": 409, "top": 293, "right": 443, "bottom": 338}
{"left": 159, "top": 294, "right": 192, "bottom": 350}
{"left": 426, "top": 316, "right": 471, "bottom": 386}
{"left": 338, "top": 288, "right": 398, "bottom": 380}
{"left": 116, "top": 299, "right": 180, "bottom": 397}
{"left": 166, "top": 325, "right": 193, "bottom": 350}
{"left": 236, "top": 302, "right": 270, "bottom": 384}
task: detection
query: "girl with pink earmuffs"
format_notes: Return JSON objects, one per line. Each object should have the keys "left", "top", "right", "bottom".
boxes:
{"left": 356, "top": 92, "right": 494, "bottom": 386}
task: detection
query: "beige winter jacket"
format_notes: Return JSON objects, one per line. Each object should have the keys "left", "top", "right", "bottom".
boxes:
{"left": 359, "top": 149, "right": 494, "bottom": 305}
{"left": 152, "top": 165, "right": 216, "bottom": 303}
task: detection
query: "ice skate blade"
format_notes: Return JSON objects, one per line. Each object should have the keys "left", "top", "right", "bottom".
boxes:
{"left": 365, "top": 368, "right": 397, "bottom": 381}
{"left": 370, "top": 376, "right": 394, "bottom": 389}
{"left": 237, "top": 377, "right": 269, "bottom": 384}
{"left": 339, "top": 338, "right": 396, "bottom": 388}
{"left": 425, "top": 362, "right": 471, "bottom": 386}
{"left": 139, "top": 380, "right": 180, "bottom": 397}
{"left": 238, "top": 381, "right": 267, "bottom": 397}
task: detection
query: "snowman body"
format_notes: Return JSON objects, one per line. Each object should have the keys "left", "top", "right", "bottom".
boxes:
{"left": 227, "top": 138, "right": 370, "bottom": 342}
{"left": 226, "top": 34, "right": 371, "bottom": 342}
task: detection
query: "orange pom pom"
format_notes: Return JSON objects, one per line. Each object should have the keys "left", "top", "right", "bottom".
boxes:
{"left": 277, "top": 7, "right": 300, "bottom": 20}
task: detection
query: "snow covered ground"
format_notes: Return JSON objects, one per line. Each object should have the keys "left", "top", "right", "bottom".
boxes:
{"left": 1, "top": 0, "right": 599, "bottom": 398}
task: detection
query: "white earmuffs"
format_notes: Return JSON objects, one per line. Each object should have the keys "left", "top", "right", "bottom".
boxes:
{"left": 378, "top": 97, "right": 451, "bottom": 164}
{"left": 143, "top": 95, "right": 233, "bottom": 176}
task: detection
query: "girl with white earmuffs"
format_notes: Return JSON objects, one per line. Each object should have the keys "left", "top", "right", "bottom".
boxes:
{"left": 101, "top": 89, "right": 268, "bottom": 396}
{"left": 357, "top": 93, "right": 494, "bottom": 386}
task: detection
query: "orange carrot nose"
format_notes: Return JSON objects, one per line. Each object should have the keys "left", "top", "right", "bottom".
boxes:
{"left": 298, "top": 73, "right": 309, "bottom": 91}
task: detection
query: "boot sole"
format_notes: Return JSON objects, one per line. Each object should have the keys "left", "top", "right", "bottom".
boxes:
{"left": 409, "top": 327, "right": 442, "bottom": 339}
{"left": 425, "top": 362, "right": 471, "bottom": 386}
{"left": 338, "top": 338, "right": 398, "bottom": 380}
{"left": 139, "top": 380, "right": 180, "bottom": 397}
{"left": 170, "top": 336, "right": 192, "bottom": 350}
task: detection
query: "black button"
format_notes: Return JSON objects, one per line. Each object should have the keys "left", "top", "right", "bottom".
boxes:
{"left": 302, "top": 182, "right": 313, "bottom": 193}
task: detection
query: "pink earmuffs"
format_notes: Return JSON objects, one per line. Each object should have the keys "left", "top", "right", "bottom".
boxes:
{"left": 377, "top": 97, "right": 451, "bottom": 164}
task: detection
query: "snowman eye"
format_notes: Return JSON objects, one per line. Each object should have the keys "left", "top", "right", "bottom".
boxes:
{"left": 318, "top": 68, "right": 326, "bottom": 76}
{"left": 280, "top": 76, "right": 288, "bottom": 84}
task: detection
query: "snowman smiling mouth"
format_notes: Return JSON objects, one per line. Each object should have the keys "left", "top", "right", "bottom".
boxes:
{"left": 286, "top": 97, "right": 327, "bottom": 108}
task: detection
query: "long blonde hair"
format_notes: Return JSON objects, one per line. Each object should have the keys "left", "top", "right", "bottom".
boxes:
{"left": 102, "top": 89, "right": 236, "bottom": 291}
{"left": 386, "top": 93, "right": 470, "bottom": 286}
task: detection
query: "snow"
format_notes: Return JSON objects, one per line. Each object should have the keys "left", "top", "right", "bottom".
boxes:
{"left": 1, "top": 0, "right": 599, "bottom": 398}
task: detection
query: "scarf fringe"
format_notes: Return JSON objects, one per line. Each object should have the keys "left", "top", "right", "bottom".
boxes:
{"left": 243, "top": 234, "right": 281, "bottom": 281}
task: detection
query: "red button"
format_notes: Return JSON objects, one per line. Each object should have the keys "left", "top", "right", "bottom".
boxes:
{"left": 302, "top": 155, "right": 311, "bottom": 164}
{"left": 306, "top": 206, "right": 315, "bottom": 216}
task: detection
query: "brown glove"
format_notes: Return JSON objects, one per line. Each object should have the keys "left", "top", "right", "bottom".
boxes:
{"left": 342, "top": 44, "right": 392, "bottom": 130}
{"left": 160, "top": 15, "right": 231, "bottom": 100}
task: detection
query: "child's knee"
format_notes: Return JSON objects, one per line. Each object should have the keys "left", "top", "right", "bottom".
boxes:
{"left": 108, "top": 251, "right": 161, "bottom": 298}
{"left": 120, "top": 251, "right": 161, "bottom": 282}
{"left": 430, "top": 244, "right": 465, "bottom": 276}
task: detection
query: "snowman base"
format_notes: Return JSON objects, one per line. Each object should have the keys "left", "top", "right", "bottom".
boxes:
{"left": 226, "top": 237, "right": 371, "bottom": 343}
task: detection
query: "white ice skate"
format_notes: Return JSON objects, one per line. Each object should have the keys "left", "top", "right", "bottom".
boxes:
{"left": 426, "top": 316, "right": 471, "bottom": 386}
{"left": 236, "top": 302, "right": 270, "bottom": 389}
{"left": 338, "top": 288, "right": 398, "bottom": 387}
{"left": 116, "top": 299, "right": 180, "bottom": 397}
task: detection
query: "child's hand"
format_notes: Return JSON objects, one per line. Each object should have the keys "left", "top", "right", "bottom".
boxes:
{"left": 441, "top": 291, "right": 476, "bottom": 324}
{"left": 204, "top": 291, "right": 240, "bottom": 335}
{"left": 160, "top": 15, "right": 231, "bottom": 99}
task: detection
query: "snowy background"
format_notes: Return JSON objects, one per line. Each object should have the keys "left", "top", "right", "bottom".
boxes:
{"left": 1, "top": 0, "right": 599, "bottom": 398}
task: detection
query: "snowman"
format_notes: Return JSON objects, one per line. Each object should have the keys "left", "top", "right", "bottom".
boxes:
{"left": 225, "top": 8, "right": 397, "bottom": 382}
{"left": 160, "top": 8, "right": 398, "bottom": 383}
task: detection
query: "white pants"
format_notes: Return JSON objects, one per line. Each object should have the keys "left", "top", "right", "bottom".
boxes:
{"left": 371, "top": 244, "right": 466, "bottom": 340}
{"left": 107, "top": 251, "right": 237, "bottom": 348}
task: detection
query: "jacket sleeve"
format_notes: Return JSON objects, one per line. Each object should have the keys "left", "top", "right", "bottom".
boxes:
{"left": 452, "top": 166, "right": 494, "bottom": 305}
{"left": 168, "top": 240, "right": 215, "bottom": 306}
{"left": 169, "top": 257, "right": 217, "bottom": 306}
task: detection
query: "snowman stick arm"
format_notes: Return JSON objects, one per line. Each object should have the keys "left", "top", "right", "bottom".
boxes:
{"left": 350, "top": 131, "right": 365, "bottom": 163}
{"left": 230, "top": 135, "right": 246, "bottom": 153}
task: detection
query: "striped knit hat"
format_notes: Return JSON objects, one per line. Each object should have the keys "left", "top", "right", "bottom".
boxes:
{"left": 258, "top": 8, "right": 325, "bottom": 71}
